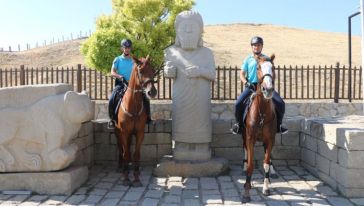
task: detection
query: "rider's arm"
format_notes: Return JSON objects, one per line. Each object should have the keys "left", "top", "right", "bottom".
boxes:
{"left": 110, "top": 58, "right": 123, "bottom": 80}
{"left": 240, "top": 70, "right": 247, "bottom": 84}
{"left": 111, "top": 67, "right": 123, "bottom": 79}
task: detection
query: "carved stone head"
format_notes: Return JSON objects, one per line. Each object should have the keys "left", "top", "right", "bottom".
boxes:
{"left": 175, "top": 10, "right": 204, "bottom": 50}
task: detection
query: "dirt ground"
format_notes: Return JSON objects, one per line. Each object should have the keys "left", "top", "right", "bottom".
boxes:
{"left": 0, "top": 23, "right": 361, "bottom": 68}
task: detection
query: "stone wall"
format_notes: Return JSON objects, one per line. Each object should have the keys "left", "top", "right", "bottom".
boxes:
{"left": 91, "top": 117, "right": 304, "bottom": 167}
{"left": 94, "top": 100, "right": 363, "bottom": 121}
{"left": 71, "top": 121, "right": 95, "bottom": 167}
{"left": 300, "top": 116, "right": 364, "bottom": 197}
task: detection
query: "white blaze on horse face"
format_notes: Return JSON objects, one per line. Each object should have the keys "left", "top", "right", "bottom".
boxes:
{"left": 261, "top": 61, "right": 273, "bottom": 89}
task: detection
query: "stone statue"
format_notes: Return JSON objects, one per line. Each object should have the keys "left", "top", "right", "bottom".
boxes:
{"left": 0, "top": 84, "right": 93, "bottom": 172}
{"left": 164, "top": 10, "right": 216, "bottom": 161}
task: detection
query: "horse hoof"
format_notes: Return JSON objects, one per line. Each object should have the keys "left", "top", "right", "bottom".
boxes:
{"left": 271, "top": 173, "right": 279, "bottom": 179}
{"left": 263, "top": 189, "right": 271, "bottom": 196}
{"left": 242, "top": 196, "right": 251, "bottom": 203}
{"left": 122, "top": 179, "right": 131, "bottom": 186}
{"left": 132, "top": 180, "right": 143, "bottom": 187}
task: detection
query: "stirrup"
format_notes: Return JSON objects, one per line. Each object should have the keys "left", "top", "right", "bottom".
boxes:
{"left": 278, "top": 125, "right": 288, "bottom": 134}
{"left": 230, "top": 123, "right": 242, "bottom": 135}
{"left": 107, "top": 120, "right": 116, "bottom": 129}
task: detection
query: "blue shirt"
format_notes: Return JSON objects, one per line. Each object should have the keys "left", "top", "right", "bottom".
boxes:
{"left": 112, "top": 55, "right": 134, "bottom": 81}
{"left": 241, "top": 54, "right": 269, "bottom": 83}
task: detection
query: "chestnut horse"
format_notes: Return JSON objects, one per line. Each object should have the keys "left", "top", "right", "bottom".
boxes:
{"left": 242, "top": 54, "right": 277, "bottom": 202}
{"left": 115, "top": 55, "right": 157, "bottom": 187}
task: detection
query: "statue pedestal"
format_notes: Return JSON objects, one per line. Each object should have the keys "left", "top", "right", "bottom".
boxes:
{"left": 153, "top": 155, "right": 229, "bottom": 177}
{"left": 0, "top": 165, "right": 88, "bottom": 195}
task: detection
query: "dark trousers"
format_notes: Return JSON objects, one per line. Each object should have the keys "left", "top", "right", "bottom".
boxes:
{"left": 234, "top": 88, "right": 285, "bottom": 128}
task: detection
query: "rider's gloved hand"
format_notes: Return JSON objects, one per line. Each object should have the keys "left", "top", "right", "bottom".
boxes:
{"left": 118, "top": 76, "right": 126, "bottom": 83}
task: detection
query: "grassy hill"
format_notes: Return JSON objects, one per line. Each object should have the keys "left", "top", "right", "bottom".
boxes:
{"left": 0, "top": 23, "right": 361, "bottom": 68}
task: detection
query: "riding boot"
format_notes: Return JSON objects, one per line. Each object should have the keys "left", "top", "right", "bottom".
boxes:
{"left": 275, "top": 108, "right": 288, "bottom": 134}
{"left": 143, "top": 95, "right": 152, "bottom": 124}
{"left": 108, "top": 91, "right": 116, "bottom": 129}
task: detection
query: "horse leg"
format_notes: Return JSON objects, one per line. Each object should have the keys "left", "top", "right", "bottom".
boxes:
{"left": 242, "top": 139, "right": 254, "bottom": 203}
{"left": 115, "top": 129, "right": 123, "bottom": 171}
{"left": 263, "top": 143, "right": 278, "bottom": 179}
{"left": 262, "top": 143, "right": 273, "bottom": 196}
{"left": 243, "top": 148, "right": 248, "bottom": 175}
{"left": 132, "top": 130, "right": 144, "bottom": 187}
{"left": 119, "top": 131, "right": 131, "bottom": 186}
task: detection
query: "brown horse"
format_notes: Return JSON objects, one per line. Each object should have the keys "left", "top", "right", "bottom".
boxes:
{"left": 115, "top": 55, "right": 157, "bottom": 187}
{"left": 242, "top": 54, "right": 277, "bottom": 202}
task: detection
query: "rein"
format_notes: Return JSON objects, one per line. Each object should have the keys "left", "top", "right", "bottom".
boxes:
{"left": 121, "top": 65, "right": 146, "bottom": 117}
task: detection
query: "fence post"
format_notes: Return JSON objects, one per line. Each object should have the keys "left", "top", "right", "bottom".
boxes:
{"left": 20, "top": 65, "right": 25, "bottom": 85}
{"left": 334, "top": 62, "right": 340, "bottom": 103}
{"left": 77, "top": 64, "right": 82, "bottom": 92}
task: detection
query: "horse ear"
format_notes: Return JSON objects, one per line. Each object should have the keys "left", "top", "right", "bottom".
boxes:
{"left": 270, "top": 54, "right": 275, "bottom": 62}
{"left": 132, "top": 55, "right": 141, "bottom": 65}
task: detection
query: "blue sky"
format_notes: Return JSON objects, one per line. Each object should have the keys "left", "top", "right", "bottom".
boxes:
{"left": 0, "top": 0, "right": 362, "bottom": 50}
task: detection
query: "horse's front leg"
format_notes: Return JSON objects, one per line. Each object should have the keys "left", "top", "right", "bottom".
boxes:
{"left": 132, "top": 129, "right": 145, "bottom": 187}
{"left": 119, "top": 130, "right": 131, "bottom": 186}
{"left": 243, "top": 137, "right": 254, "bottom": 203}
{"left": 114, "top": 129, "right": 123, "bottom": 171}
{"left": 262, "top": 142, "right": 273, "bottom": 196}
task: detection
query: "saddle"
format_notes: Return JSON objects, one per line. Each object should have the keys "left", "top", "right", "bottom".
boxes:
{"left": 110, "top": 85, "right": 127, "bottom": 123}
{"left": 242, "top": 87, "right": 257, "bottom": 127}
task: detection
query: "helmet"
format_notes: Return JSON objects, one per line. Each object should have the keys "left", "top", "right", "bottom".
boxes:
{"left": 250, "top": 36, "right": 263, "bottom": 45}
{"left": 121, "top": 39, "right": 132, "bottom": 48}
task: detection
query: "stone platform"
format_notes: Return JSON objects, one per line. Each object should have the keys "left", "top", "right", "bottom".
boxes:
{"left": 301, "top": 115, "right": 364, "bottom": 197}
{"left": 0, "top": 166, "right": 88, "bottom": 195}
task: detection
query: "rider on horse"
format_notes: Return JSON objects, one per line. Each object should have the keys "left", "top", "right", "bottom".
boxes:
{"left": 231, "top": 36, "right": 288, "bottom": 135}
{"left": 108, "top": 39, "right": 152, "bottom": 129}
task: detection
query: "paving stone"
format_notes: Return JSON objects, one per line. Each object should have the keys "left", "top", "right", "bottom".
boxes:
{"left": 315, "top": 185, "right": 338, "bottom": 196}
{"left": 202, "top": 189, "right": 220, "bottom": 195}
{"left": 266, "top": 200, "right": 290, "bottom": 206}
{"left": 164, "top": 194, "right": 181, "bottom": 204}
{"left": 99, "top": 198, "right": 120, "bottom": 206}
{"left": 141, "top": 198, "right": 159, "bottom": 206}
{"left": 220, "top": 182, "right": 235, "bottom": 190}
{"left": 83, "top": 195, "right": 103, "bottom": 204}
{"left": 326, "top": 197, "right": 354, "bottom": 206}
{"left": 202, "top": 194, "right": 223, "bottom": 204}
{"left": 223, "top": 196, "right": 241, "bottom": 204}
{"left": 95, "top": 182, "right": 114, "bottom": 189}
{"left": 350, "top": 198, "right": 364, "bottom": 206}
{"left": 89, "top": 188, "right": 108, "bottom": 196}
{"left": 105, "top": 191, "right": 125, "bottom": 198}
{"left": 144, "top": 189, "right": 164, "bottom": 198}
{"left": 0, "top": 195, "right": 12, "bottom": 203}
{"left": 2, "top": 195, "right": 30, "bottom": 204}
{"left": 182, "top": 190, "right": 200, "bottom": 199}
{"left": 183, "top": 198, "right": 201, "bottom": 206}
{"left": 183, "top": 178, "right": 199, "bottom": 189}
{"left": 64, "top": 195, "right": 87, "bottom": 205}
{"left": 41, "top": 195, "right": 68, "bottom": 205}
{"left": 221, "top": 189, "right": 239, "bottom": 197}
{"left": 169, "top": 187, "right": 182, "bottom": 195}
{"left": 118, "top": 200, "right": 138, "bottom": 206}
{"left": 122, "top": 191, "right": 144, "bottom": 202}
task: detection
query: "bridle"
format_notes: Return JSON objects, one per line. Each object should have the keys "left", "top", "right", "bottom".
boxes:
{"left": 121, "top": 59, "right": 155, "bottom": 117}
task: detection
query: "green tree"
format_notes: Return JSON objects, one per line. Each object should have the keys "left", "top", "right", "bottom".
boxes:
{"left": 81, "top": 0, "right": 194, "bottom": 74}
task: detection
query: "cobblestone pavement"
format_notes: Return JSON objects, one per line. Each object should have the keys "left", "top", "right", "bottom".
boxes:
{"left": 1, "top": 164, "right": 363, "bottom": 206}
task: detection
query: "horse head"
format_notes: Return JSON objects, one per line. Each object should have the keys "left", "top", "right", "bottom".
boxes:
{"left": 132, "top": 55, "right": 157, "bottom": 99}
{"left": 257, "top": 54, "right": 275, "bottom": 99}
